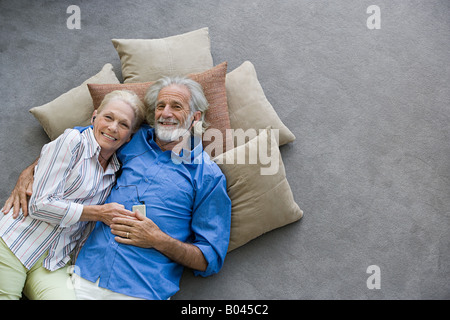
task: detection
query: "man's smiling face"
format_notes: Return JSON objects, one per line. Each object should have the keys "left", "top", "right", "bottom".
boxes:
{"left": 154, "top": 84, "right": 194, "bottom": 142}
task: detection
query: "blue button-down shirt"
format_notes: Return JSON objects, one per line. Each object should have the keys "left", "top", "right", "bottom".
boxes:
{"left": 74, "top": 125, "right": 231, "bottom": 299}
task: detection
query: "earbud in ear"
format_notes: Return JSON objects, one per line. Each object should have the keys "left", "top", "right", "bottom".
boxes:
{"left": 92, "top": 116, "right": 96, "bottom": 121}
{"left": 194, "top": 120, "right": 203, "bottom": 136}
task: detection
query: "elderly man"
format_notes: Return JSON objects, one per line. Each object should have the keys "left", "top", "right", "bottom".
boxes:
{"left": 2, "top": 77, "right": 231, "bottom": 300}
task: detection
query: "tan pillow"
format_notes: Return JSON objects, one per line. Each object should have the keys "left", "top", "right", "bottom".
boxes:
{"left": 112, "top": 28, "right": 214, "bottom": 83}
{"left": 87, "top": 62, "right": 231, "bottom": 157}
{"left": 213, "top": 127, "right": 303, "bottom": 252}
{"left": 226, "top": 61, "right": 296, "bottom": 146}
{"left": 88, "top": 82, "right": 153, "bottom": 110}
{"left": 29, "top": 63, "right": 120, "bottom": 140}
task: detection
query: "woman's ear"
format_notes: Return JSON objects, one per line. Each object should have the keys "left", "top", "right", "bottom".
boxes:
{"left": 91, "top": 110, "right": 98, "bottom": 125}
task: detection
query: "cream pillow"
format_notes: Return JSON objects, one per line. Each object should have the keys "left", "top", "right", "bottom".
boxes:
{"left": 29, "top": 63, "right": 120, "bottom": 140}
{"left": 112, "top": 27, "right": 214, "bottom": 83}
{"left": 213, "top": 127, "right": 303, "bottom": 252}
{"left": 226, "top": 61, "right": 296, "bottom": 147}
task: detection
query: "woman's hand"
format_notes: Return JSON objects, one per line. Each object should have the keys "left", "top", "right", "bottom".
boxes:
{"left": 81, "top": 203, "right": 135, "bottom": 226}
{"left": 1, "top": 161, "right": 36, "bottom": 218}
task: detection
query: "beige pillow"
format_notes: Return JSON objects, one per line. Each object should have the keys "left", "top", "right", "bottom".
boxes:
{"left": 29, "top": 63, "right": 120, "bottom": 140}
{"left": 226, "top": 61, "right": 296, "bottom": 146}
{"left": 88, "top": 82, "right": 153, "bottom": 110}
{"left": 112, "top": 28, "right": 214, "bottom": 83}
{"left": 213, "top": 127, "right": 303, "bottom": 252}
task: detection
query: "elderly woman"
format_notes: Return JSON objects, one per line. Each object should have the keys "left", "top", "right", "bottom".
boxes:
{"left": 0, "top": 90, "right": 145, "bottom": 300}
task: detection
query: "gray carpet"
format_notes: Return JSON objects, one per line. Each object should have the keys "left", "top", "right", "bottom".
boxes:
{"left": 1, "top": 0, "right": 449, "bottom": 299}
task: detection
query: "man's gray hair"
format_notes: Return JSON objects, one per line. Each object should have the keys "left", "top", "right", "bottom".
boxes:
{"left": 144, "top": 76, "right": 209, "bottom": 133}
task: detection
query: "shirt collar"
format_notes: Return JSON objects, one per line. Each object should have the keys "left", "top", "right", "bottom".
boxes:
{"left": 106, "top": 153, "right": 121, "bottom": 174}
{"left": 83, "top": 127, "right": 121, "bottom": 174}
{"left": 148, "top": 128, "right": 204, "bottom": 162}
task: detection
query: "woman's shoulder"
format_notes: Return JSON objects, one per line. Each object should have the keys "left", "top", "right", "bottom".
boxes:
{"left": 60, "top": 128, "right": 83, "bottom": 141}
{"left": 51, "top": 128, "right": 85, "bottom": 151}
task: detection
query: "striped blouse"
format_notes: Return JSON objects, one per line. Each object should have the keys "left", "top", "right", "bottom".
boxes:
{"left": 0, "top": 128, "right": 120, "bottom": 271}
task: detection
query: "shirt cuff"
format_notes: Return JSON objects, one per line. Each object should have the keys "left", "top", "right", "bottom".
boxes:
{"left": 60, "top": 202, "right": 84, "bottom": 228}
{"left": 193, "top": 243, "right": 221, "bottom": 277}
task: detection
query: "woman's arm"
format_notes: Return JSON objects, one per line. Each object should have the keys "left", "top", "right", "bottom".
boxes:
{"left": 1, "top": 157, "right": 133, "bottom": 226}
{"left": 1, "top": 157, "right": 38, "bottom": 218}
{"left": 81, "top": 203, "right": 135, "bottom": 226}
{"left": 27, "top": 130, "right": 83, "bottom": 226}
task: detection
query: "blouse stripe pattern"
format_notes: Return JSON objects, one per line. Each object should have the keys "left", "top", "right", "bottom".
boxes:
{"left": 0, "top": 128, "right": 120, "bottom": 271}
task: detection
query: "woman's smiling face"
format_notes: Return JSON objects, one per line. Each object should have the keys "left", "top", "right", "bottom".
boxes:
{"left": 92, "top": 99, "right": 136, "bottom": 158}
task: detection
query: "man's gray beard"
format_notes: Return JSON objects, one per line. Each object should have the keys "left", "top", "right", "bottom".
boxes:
{"left": 155, "top": 114, "right": 193, "bottom": 142}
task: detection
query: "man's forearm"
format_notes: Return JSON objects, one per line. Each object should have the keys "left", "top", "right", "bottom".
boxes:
{"left": 111, "top": 212, "right": 208, "bottom": 272}
{"left": 154, "top": 232, "right": 208, "bottom": 272}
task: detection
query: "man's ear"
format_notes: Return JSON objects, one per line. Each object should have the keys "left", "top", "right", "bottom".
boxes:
{"left": 193, "top": 111, "right": 201, "bottom": 122}
{"left": 193, "top": 120, "right": 203, "bottom": 136}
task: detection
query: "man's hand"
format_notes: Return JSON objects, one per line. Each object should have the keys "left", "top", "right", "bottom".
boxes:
{"left": 111, "top": 210, "right": 162, "bottom": 248}
{"left": 111, "top": 210, "right": 208, "bottom": 272}
{"left": 1, "top": 161, "right": 37, "bottom": 219}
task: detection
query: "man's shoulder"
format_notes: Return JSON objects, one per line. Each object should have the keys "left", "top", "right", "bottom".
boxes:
{"left": 134, "top": 123, "right": 153, "bottom": 136}
{"left": 133, "top": 124, "right": 155, "bottom": 145}
{"left": 114, "top": 125, "right": 153, "bottom": 164}
{"left": 197, "top": 150, "right": 226, "bottom": 180}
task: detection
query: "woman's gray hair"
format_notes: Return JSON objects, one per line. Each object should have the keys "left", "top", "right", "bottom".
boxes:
{"left": 144, "top": 76, "right": 209, "bottom": 133}
{"left": 98, "top": 89, "right": 146, "bottom": 132}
